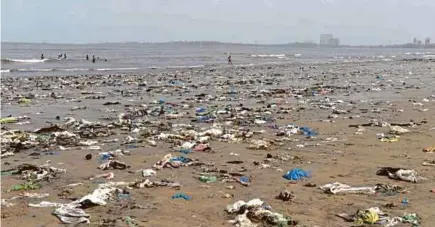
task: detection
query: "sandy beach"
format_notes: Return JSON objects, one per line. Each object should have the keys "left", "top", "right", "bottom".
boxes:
{"left": 1, "top": 59, "right": 435, "bottom": 227}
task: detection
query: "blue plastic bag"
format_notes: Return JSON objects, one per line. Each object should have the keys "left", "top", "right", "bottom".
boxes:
{"left": 299, "top": 126, "right": 318, "bottom": 137}
{"left": 283, "top": 168, "right": 311, "bottom": 181}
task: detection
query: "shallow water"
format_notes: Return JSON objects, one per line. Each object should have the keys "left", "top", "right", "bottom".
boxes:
{"left": 1, "top": 42, "right": 432, "bottom": 76}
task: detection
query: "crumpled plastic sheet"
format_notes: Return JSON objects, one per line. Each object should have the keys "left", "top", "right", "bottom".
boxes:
{"left": 320, "top": 182, "right": 376, "bottom": 194}
{"left": 337, "top": 207, "right": 419, "bottom": 227}
{"left": 1, "top": 199, "right": 15, "bottom": 207}
{"left": 30, "top": 184, "right": 121, "bottom": 224}
{"left": 6, "top": 163, "right": 67, "bottom": 182}
{"left": 51, "top": 131, "right": 79, "bottom": 145}
{"left": 378, "top": 167, "right": 426, "bottom": 183}
{"left": 225, "top": 199, "right": 294, "bottom": 227}
{"left": 389, "top": 125, "right": 409, "bottom": 135}
{"left": 248, "top": 139, "right": 270, "bottom": 149}
{"left": 98, "top": 160, "right": 128, "bottom": 170}
{"left": 153, "top": 154, "right": 195, "bottom": 170}
{"left": 52, "top": 203, "right": 91, "bottom": 224}
{"left": 283, "top": 168, "right": 310, "bottom": 181}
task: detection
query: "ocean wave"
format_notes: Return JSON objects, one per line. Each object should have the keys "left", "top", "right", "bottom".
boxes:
{"left": 251, "top": 54, "right": 286, "bottom": 58}
{"left": 1, "top": 69, "right": 11, "bottom": 73}
{"left": 165, "top": 65, "right": 205, "bottom": 69}
{"left": 59, "top": 68, "right": 89, "bottom": 72}
{"left": 10, "top": 68, "right": 54, "bottom": 72}
{"left": 94, "top": 67, "right": 139, "bottom": 71}
{"left": 1, "top": 58, "right": 59, "bottom": 64}
{"left": 4, "top": 67, "right": 141, "bottom": 73}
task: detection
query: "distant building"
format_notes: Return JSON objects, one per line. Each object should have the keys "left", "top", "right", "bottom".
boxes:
{"left": 425, "top": 37, "right": 431, "bottom": 46}
{"left": 413, "top": 37, "right": 418, "bottom": 44}
{"left": 320, "top": 34, "right": 334, "bottom": 46}
{"left": 331, "top": 38, "right": 340, "bottom": 46}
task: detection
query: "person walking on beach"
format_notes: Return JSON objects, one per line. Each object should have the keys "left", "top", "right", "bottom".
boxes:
{"left": 63, "top": 54, "right": 67, "bottom": 59}
{"left": 92, "top": 55, "right": 96, "bottom": 63}
{"left": 86, "top": 54, "right": 89, "bottom": 61}
{"left": 41, "top": 54, "right": 44, "bottom": 60}
{"left": 227, "top": 55, "right": 232, "bottom": 65}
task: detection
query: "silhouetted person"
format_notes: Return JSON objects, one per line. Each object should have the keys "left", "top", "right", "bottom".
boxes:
{"left": 86, "top": 54, "right": 89, "bottom": 61}
{"left": 227, "top": 55, "right": 232, "bottom": 64}
{"left": 63, "top": 54, "right": 67, "bottom": 59}
{"left": 41, "top": 54, "right": 44, "bottom": 60}
{"left": 92, "top": 55, "right": 96, "bottom": 63}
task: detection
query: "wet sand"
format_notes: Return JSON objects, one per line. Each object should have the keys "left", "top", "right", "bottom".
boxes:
{"left": 1, "top": 60, "right": 435, "bottom": 227}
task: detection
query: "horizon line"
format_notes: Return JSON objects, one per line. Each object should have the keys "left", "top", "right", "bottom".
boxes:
{"left": 1, "top": 40, "right": 433, "bottom": 48}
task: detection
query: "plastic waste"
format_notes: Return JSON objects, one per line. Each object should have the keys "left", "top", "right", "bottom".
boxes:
{"left": 299, "top": 126, "right": 318, "bottom": 137}
{"left": 0, "top": 117, "right": 18, "bottom": 124}
{"left": 389, "top": 126, "right": 409, "bottom": 135}
{"left": 90, "top": 172, "right": 115, "bottom": 180}
{"left": 199, "top": 175, "right": 217, "bottom": 183}
{"left": 29, "top": 201, "right": 63, "bottom": 208}
{"left": 225, "top": 199, "right": 296, "bottom": 226}
{"left": 171, "top": 193, "right": 191, "bottom": 200}
{"left": 142, "top": 169, "right": 156, "bottom": 177}
{"left": 377, "top": 167, "right": 426, "bottom": 183}
{"left": 53, "top": 203, "right": 91, "bottom": 224}
{"left": 99, "top": 160, "right": 129, "bottom": 170}
{"left": 9, "top": 182, "right": 40, "bottom": 192}
{"left": 283, "top": 168, "right": 310, "bottom": 181}
{"left": 277, "top": 190, "right": 295, "bottom": 201}
{"left": 320, "top": 182, "right": 376, "bottom": 195}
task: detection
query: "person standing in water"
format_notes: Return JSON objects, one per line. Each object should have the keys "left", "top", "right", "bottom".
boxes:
{"left": 63, "top": 54, "right": 67, "bottom": 59}
{"left": 41, "top": 54, "right": 44, "bottom": 60}
{"left": 92, "top": 55, "right": 96, "bottom": 63}
{"left": 86, "top": 54, "right": 89, "bottom": 61}
{"left": 227, "top": 55, "right": 232, "bottom": 64}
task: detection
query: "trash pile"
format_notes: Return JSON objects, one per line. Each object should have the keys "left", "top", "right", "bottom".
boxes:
{"left": 225, "top": 198, "right": 297, "bottom": 226}
{"left": 337, "top": 207, "right": 420, "bottom": 227}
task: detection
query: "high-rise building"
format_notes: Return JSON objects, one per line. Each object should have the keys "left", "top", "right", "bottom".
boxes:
{"left": 320, "top": 34, "right": 334, "bottom": 46}
{"left": 331, "top": 38, "right": 340, "bottom": 46}
{"left": 425, "top": 37, "right": 431, "bottom": 46}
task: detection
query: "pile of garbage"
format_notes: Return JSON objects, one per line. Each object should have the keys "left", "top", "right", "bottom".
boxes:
{"left": 225, "top": 198, "right": 297, "bottom": 227}
{"left": 337, "top": 207, "right": 420, "bottom": 227}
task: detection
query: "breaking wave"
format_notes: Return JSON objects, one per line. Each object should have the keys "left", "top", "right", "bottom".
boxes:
{"left": 1, "top": 58, "right": 59, "bottom": 64}
{"left": 4, "top": 67, "right": 141, "bottom": 73}
{"left": 251, "top": 54, "right": 286, "bottom": 58}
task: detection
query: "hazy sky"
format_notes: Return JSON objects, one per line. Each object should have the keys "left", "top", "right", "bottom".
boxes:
{"left": 2, "top": 0, "right": 435, "bottom": 45}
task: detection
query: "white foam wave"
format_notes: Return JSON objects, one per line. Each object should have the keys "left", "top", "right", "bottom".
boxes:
{"left": 94, "top": 67, "right": 139, "bottom": 71}
{"left": 60, "top": 68, "right": 89, "bottom": 72}
{"left": 6, "top": 58, "right": 49, "bottom": 63}
{"left": 15, "top": 68, "right": 53, "bottom": 72}
{"left": 1, "top": 69, "right": 11, "bottom": 73}
{"left": 166, "top": 65, "right": 205, "bottom": 69}
{"left": 251, "top": 54, "right": 286, "bottom": 58}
